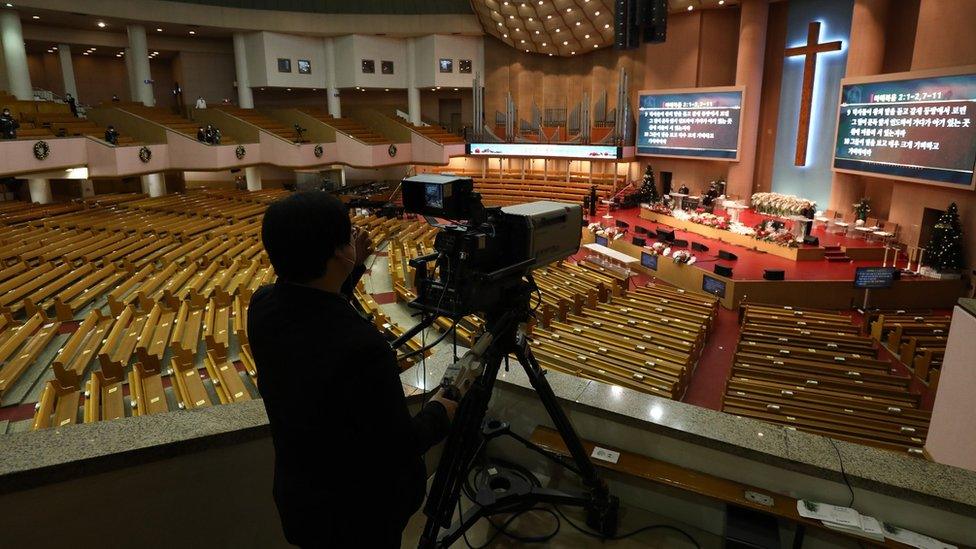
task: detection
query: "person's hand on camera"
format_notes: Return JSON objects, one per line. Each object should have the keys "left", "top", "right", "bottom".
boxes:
{"left": 429, "top": 388, "right": 458, "bottom": 422}
{"left": 353, "top": 227, "right": 373, "bottom": 266}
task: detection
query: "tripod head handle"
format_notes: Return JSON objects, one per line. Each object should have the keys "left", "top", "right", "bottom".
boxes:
{"left": 440, "top": 330, "right": 494, "bottom": 401}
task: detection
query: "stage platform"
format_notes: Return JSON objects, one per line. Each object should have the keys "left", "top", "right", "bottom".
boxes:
{"left": 586, "top": 207, "right": 967, "bottom": 310}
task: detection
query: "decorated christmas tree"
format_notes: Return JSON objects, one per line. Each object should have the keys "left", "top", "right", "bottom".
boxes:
{"left": 925, "top": 202, "right": 965, "bottom": 272}
{"left": 638, "top": 164, "right": 660, "bottom": 203}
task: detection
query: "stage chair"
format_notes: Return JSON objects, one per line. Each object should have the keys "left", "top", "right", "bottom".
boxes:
{"left": 830, "top": 212, "right": 854, "bottom": 235}
{"left": 853, "top": 216, "right": 879, "bottom": 239}
{"left": 872, "top": 221, "right": 898, "bottom": 244}
{"left": 813, "top": 209, "right": 835, "bottom": 229}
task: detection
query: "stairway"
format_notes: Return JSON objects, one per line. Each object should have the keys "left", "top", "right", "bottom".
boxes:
{"left": 823, "top": 245, "right": 851, "bottom": 262}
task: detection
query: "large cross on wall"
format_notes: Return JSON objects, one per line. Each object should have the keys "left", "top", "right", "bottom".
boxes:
{"left": 785, "top": 21, "right": 843, "bottom": 166}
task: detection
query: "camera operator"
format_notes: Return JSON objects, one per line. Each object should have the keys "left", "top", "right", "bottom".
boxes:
{"left": 248, "top": 191, "right": 457, "bottom": 548}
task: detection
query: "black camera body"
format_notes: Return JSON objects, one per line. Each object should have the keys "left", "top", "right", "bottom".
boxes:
{"left": 402, "top": 174, "right": 582, "bottom": 319}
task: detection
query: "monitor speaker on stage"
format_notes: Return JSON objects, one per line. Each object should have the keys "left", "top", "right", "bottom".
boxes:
{"left": 714, "top": 265, "right": 733, "bottom": 277}
{"left": 671, "top": 239, "right": 688, "bottom": 248}
{"left": 656, "top": 228, "right": 675, "bottom": 242}
{"left": 691, "top": 242, "right": 709, "bottom": 252}
{"left": 632, "top": 236, "right": 646, "bottom": 247}
{"left": 763, "top": 269, "right": 785, "bottom": 281}
{"left": 803, "top": 235, "right": 819, "bottom": 246}
{"left": 661, "top": 171, "right": 673, "bottom": 195}
{"left": 718, "top": 250, "right": 738, "bottom": 261}
{"left": 615, "top": 219, "right": 630, "bottom": 228}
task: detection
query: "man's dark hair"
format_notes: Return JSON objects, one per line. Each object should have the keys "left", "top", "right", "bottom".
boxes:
{"left": 262, "top": 191, "right": 351, "bottom": 283}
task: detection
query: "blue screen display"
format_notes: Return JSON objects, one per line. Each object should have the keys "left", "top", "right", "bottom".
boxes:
{"left": 595, "top": 235, "right": 609, "bottom": 246}
{"left": 701, "top": 275, "right": 727, "bottom": 298}
{"left": 640, "top": 251, "right": 658, "bottom": 271}
{"left": 637, "top": 90, "right": 743, "bottom": 159}
{"left": 834, "top": 73, "right": 976, "bottom": 186}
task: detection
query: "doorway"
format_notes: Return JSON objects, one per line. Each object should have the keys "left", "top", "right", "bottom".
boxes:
{"left": 918, "top": 207, "right": 946, "bottom": 248}
{"left": 439, "top": 98, "right": 462, "bottom": 134}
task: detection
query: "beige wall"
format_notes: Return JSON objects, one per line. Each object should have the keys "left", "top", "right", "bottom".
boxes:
{"left": 174, "top": 51, "right": 237, "bottom": 107}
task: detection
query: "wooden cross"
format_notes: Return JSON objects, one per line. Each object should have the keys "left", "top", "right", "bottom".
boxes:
{"left": 785, "top": 21, "right": 843, "bottom": 166}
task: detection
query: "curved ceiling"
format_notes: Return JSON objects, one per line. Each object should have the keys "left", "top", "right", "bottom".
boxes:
{"left": 471, "top": 0, "right": 615, "bottom": 57}
{"left": 164, "top": 0, "right": 473, "bottom": 14}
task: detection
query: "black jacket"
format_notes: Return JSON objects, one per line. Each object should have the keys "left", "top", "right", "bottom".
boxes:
{"left": 247, "top": 268, "right": 450, "bottom": 547}
{"left": 0, "top": 115, "right": 19, "bottom": 139}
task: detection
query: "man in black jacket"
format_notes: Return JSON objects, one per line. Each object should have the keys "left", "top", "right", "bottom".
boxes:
{"left": 248, "top": 192, "right": 456, "bottom": 548}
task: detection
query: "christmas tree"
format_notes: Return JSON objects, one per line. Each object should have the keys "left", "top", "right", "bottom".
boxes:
{"left": 638, "top": 165, "right": 660, "bottom": 203}
{"left": 926, "top": 202, "right": 965, "bottom": 272}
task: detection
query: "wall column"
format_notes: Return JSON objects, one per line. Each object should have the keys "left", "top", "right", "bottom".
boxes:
{"left": 80, "top": 179, "right": 95, "bottom": 198}
{"left": 233, "top": 33, "right": 254, "bottom": 109}
{"left": 126, "top": 25, "right": 154, "bottom": 106}
{"left": 827, "top": 0, "right": 891, "bottom": 213}
{"left": 57, "top": 44, "right": 78, "bottom": 101}
{"left": 724, "top": 0, "right": 769, "bottom": 203}
{"left": 407, "top": 38, "right": 421, "bottom": 125}
{"left": 245, "top": 166, "right": 262, "bottom": 191}
{"left": 140, "top": 173, "right": 166, "bottom": 197}
{"left": 323, "top": 37, "right": 341, "bottom": 117}
{"left": 0, "top": 10, "right": 32, "bottom": 100}
{"left": 28, "top": 178, "right": 52, "bottom": 204}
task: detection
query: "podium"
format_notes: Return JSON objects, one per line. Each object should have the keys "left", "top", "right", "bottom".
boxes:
{"left": 669, "top": 192, "right": 689, "bottom": 210}
{"left": 788, "top": 215, "right": 812, "bottom": 241}
{"left": 722, "top": 201, "right": 748, "bottom": 224}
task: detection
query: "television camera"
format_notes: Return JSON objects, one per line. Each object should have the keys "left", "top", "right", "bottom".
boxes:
{"left": 393, "top": 175, "right": 618, "bottom": 548}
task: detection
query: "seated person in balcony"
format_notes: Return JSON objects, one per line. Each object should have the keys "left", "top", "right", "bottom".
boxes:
{"left": 195, "top": 96, "right": 207, "bottom": 110}
{"left": 66, "top": 93, "right": 78, "bottom": 117}
{"left": 0, "top": 109, "right": 19, "bottom": 139}
{"left": 205, "top": 124, "right": 221, "bottom": 145}
{"left": 197, "top": 126, "right": 207, "bottom": 143}
{"left": 104, "top": 125, "right": 119, "bottom": 146}
{"left": 248, "top": 192, "right": 456, "bottom": 547}
{"left": 111, "top": 94, "right": 120, "bottom": 102}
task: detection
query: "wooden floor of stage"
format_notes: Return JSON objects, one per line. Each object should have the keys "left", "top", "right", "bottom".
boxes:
{"left": 600, "top": 206, "right": 894, "bottom": 281}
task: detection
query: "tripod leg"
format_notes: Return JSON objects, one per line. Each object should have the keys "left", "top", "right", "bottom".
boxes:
{"left": 419, "top": 353, "right": 504, "bottom": 548}
{"left": 513, "top": 341, "right": 619, "bottom": 536}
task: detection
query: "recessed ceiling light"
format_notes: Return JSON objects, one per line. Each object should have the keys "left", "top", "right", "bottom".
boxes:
{"left": 547, "top": 15, "right": 551, "bottom": 19}
{"left": 436, "top": 86, "right": 441, "bottom": 89}
{"left": 90, "top": 47, "right": 96, "bottom": 51}
{"left": 687, "top": 5, "right": 693, "bottom": 10}
{"left": 593, "top": 44, "right": 598, "bottom": 48}
{"left": 549, "top": 53, "right": 553, "bottom": 56}
{"left": 508, "top": 14, "right": 514, "bottom": 18}
{"left": 571, "top": 51, "right": 576, "bottom": 55}
{"left": 525, "top": 49, "right": 529, "bottom": 53}
{"left": 503, "top": 1, "right": 508, "bottom": 4}
{"left": 497, "top": 22, "right": 502, "bottom": 26}
{"left": 542, "top": 42, "right": 547, "bottom": 46}
{"left": 555, "top": 28, "right": 560, "bottom": 32}
{"left": 153, "top": 51, "right": 159, "bottom": 54}
{"left": 595, "top": 11, "right": 600, "bottom": 15}
{"left": 503, "top": 33, "right": 508, "bottom": 37}
{"left": 584, "top": 34, "right": 590, "bottom": 38}
{"left": 97, "top": 21, "right": 106, "bottom": 28}
{"left": 453, "top": 88, "right": 458, "bottom": 91}
{"left": 4, "top": 3, "right": 12, "bottom": 7}
{"left": 31, "top": 15, "right": 39, "bottom": 19}
{"left": 538, "top": 0, "right": 542, "bottom": 4}
{"left": 189, "top": 30, "right": 196, "bottom": 35}
{"left": 535, "top": 30, "right": 539, "bottom": 34}
{"left": 156, "top": 28, "right": 163, "bottom": 32}
{"left": 520, "top": 39, "right": 525, "bottom": 43}
{"left": 719, "top": 0, "right": 725, "bottom": 3}
{"left": 83, "top": 52, "right": 89, "bottom": 55}
{"left": 528, "top": 17, "right": 533, "bottom": 21}
{"left": 566, "top": 8, "right": 572, "bottom": 12}
{"left": 604, "top": 23, "right": 610, "bottom": 28}
{"left": 515, "top": 27, "right": 519, "bottom": 31}
{"left": 384, "top": 88, "right": 389, "bottom": 91}
{"left": 576, "top": 21, "right": 581, "bottom": 25}
{"left": 562, "top": 40, "right": 568, "bottom": 45}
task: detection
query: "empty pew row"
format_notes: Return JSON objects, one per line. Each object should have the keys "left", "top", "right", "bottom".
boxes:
{"left": 868, "top": 311, "right": 951, "bottom": 387}
{"left": 724, "top": 304, "right": 929, "bottom": 456}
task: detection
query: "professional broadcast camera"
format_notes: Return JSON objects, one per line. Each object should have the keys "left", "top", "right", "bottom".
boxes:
{"left": 400, "top": 174, "right": 582, "bottom": 319}
{"left": 396, "top": 174, "right": 618, "bottom": 548}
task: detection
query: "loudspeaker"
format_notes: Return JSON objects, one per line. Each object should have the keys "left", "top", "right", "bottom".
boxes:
{"left": 714, "top": 265, "right": 733, "bottom": 277}
{"left": 803, "top": 235, "right": 819, "bottom": 246}
{"left": 763, "top": 269, "right": 785, "bottom": 281}
{"left": 615, "top": 219, "right": 630, "bottom": 228}
{"left": 614, "top": 0, "right": 640, "bottom": 50}
{"left": 718, "top": 250, "right": 738, "bottom": 261}
{"left": 634, "top": 225, "right": 648, "bottom": 235}
{"left": 691, "top": 242, "right": 709, "bottom": 252}
{"left": 661, "top": 171, "right": 673, "bottom": 195}
{"left": 656, "top": 228, "right": 675, "bottom": 242}
{"left": 640, "top": 0, "right": 668, "bottom": 43}
{"left": 632, "top": 236, "right": 646, "bottom": 247}
{"left": 671, "top": 239, "right": 688, "bottom": 248}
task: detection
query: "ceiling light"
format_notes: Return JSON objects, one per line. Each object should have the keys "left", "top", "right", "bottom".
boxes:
{"left": 286, "top": 88, "right": 291, "bottom": 91}
{"left": 515, "top": 27, "right": 520, "bottom": 31}
{"left": 153, "top": 51, "right": 159, "bottom": 54}
{"left": 566, "top": 7, "right": 572, "bottom": 12}
{"left": 156, "top": 28, "right": 163, "bottom": 32}
{"left": 593, "top": 44, "right": 598, "bottom": 48}
{"left": 436, "top": 86, "right": 441, "bottom": 89}
{"left": 547, "top": 15, "right": 551, "bottom": 19}
{"left": 509, "top": 14, "right": 514, "bottom": 18}
{"left": 576, "top": 21, "right": 581, "bottom": 25}
{"left": 83, "top": 52, "right": 89, "bottom": 55}
{"left": 584, "top": 34, "right": 590, "bottom": 38}
{"left": 687, "top": 5, "right": 693, "bottom": 10}
{"left": 90, "top": 48, "right": 96, "bottom": 51}
{"left": 4, "top": 3, "right": 12, "bottom": 7}
{"left": 503, "top": 1, "right": 508, "bottom": 4}
{"left": 555, "top": 28, "right": 560, "bottom": 32}
{"left": 535, "top": 30, "right": 539, "bottom": 34}
{"left": 562, "top": 40, "right": 568, "bottom": 45}
{"left": 384, "top": 88, "right": 389, "bottom": 91}
{"left": 549, "top": 53, "right": 553, "bottom": 56}
{"left": 571, "top": 51, "right": 576, "bottom": 55}
{"left": 538, "top": 0, "right": 543, "bottom": 4}
{"left": 189, "top": 30, "right": 196, "bottom": 35}
{"left": 520, "top": 39, "right": 525, "bottom": 43}
{"left": 604, "top": 23, "right": 610, "bottom": 28}
{"left": 542, "top": 42, "right": 547, "bottom": 46}
{"left": 595, "top": 11, "right": 600, "bottom": 15}
{"left": 525, "top": 49, "right": 529, "bottom": 53}
{"left": 31, "top": 15, "right": 38, "bottom": 19}
{"left": 719, "top": 0, "right": 725, "bottom": 3}
{"left": 528, "top": 17, "right": 533, "bottom": 21}
{"left": 453, "top": 88, "right": 458, "bottom": 91}
{"left": 97, "top": 21, "right": 106, "bottom": 28}
{"left": 497, "top": 22, "right": 502, "bottom": 26}
{"left": 503, "top": 33, "right": 508, "bottom": 37}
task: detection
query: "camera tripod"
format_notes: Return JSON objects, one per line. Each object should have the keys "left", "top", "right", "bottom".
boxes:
{"left": 400, "top": 282, "right": 619, "bottom": 548}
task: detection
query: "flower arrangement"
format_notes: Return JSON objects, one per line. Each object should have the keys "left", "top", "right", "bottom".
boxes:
{"left": 589, "top": 225, "right": 625, "bottom": 240}
{"left": 853, "top": 197, "right": 871, "bottom": 221}
{"left": 646, "top": 242, "right": 671, "bottom": 256}
{"left": 751, "top": 192, "right": 816, "bottom": 217}
{"left": 753, "top": 220, "right": 800, "bottom": 248}
{"left": 671, "top": 250, "right": 696, "bottom": 265}
{"left": 728, "top": 223, "right": 756, "bottom": 237}
{"left": 643, "top": 202, "right": 673, "bottom": 215}
{"left": 687, "top": 211, "right": 730, "bottom": 230}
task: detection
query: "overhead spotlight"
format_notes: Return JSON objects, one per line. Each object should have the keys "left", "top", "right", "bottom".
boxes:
{"left": 542, "top": 42, "right": 547, "bottom": 46}
{"left": 549, "top": 53, "right": 553, "bottom": 56}
{"left": 593, "top": 44, "right": 598, "bottom": 48}
{"left": 503, "top": 33, "right": 508, "bottom": 37}
{"left": 576, "top": 21, "right": 581, "bottom": 25}
{"left": 508, "top": 14, "right": 514, "bottom": 18}
{"left": 497, "top": 22, "right": 502, "bottom": 26}
{"left": 503, "top": 1, "right": 508, "bottom": 4}
{"left": 82, "top": 52, "right": 89, "bottom": 55}
{"left": 547, "top": 15, "right": 551, "bottom": 19}
{"left": 4, "top": 3, "right": 12, "bottom": 7}
{"left": 453, "top": 88, "right": 459, "bottom": 91}
{"left": 604, "top": 23, "right": 610, "bottom": 28}
{"left": 687, "top": 5, "right": 693, "bottom": 10}
{"left": 90, "top": 47, "right": 97, "bottom": 51}
{"left": 286, "top": 88, "right": 291, "bottom": 91}
{"left": 719, "top": 0, "right": 725, "bottom": 3}
{"left": 528, "top": 17, "right": 533, "bottom": 21}
{"left": 520, "top": 39, "right": 525, "bottom": 43}
{"left": 97, "top": 21, "right": 107, "bottom": 28}
{"left": 525, "top": 49, "right": 529, "bottom": 53}
{"left": 538, "top": 0, "right": 542, "bottom": 4}
{"left": 584, "top": 34, "right": 589, "bottom": 38}
{"left": 595, "top": 10, "right": 600, "bottom": 15}
{"left": 31, "top": 15, "right": 38, "bottom": 19}
{"left": 571, "top": 51, "right": 575, "bottom": 55}
{"left": 535, "top": 30, "right": 539, "bottom": 34}
{"left": 384, "top": 88, "right": 389, "bottom": 91}
{"left": 515, "top": 27, "right": 520, "bottom": 31}
{"left": 189, "top": 30, "right": 196, "bottom": 35}
{"left": 436, "top": 86, "right": 441, "bottom": 89}
{"left": 562, "top": 40, "right": 568, "bottom": 45}
{"left": 156, "top": 28, "right": 163, "bottom": 32}
{"left": 566, "top": 8, "right": 572, "bottom": 12}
